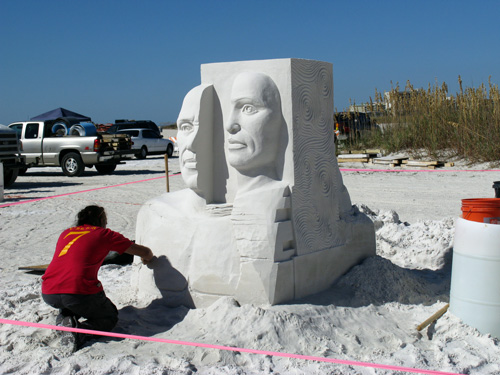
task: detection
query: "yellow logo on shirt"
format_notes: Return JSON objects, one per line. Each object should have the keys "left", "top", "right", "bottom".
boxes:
{"left": 58, "top": 231, "right": 91, "bottom": 257}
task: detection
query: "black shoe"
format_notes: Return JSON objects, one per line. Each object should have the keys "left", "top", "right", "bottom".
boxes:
{"left": 56, "top": 309, "right": 76, "bottom": 326}
{"left": 55, "top": 313, "right": 64, "bottom": 326}
{"left": 58, "top": 315, "right": 78, "bottom": 354}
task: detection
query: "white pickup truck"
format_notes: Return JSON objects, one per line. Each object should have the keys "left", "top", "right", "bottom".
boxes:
{"left": 8, "top": 121, "right": 136, "bottom": 176}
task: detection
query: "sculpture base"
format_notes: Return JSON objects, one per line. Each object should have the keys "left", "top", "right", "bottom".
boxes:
{"left": 132, "top": 194, "right": 375, "bottom": 307}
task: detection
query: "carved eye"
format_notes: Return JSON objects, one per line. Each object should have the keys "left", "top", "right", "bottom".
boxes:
{"left": 241, "top": 104, "right": 257, "bottom": 114}
{"left": 179, "top": 123, "right": 193, "bottom": 132}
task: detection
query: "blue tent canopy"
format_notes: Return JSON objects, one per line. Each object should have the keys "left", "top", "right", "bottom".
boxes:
{"left": 30, "top": 107, "right": 91, "bottom": 122}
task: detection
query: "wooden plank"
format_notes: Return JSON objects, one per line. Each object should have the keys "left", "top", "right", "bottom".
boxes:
{"left": 338, "top": 153, "right": 371, "bottom": 159}
{"left": 376, "top": 154, "right": 408, "bottom": 160}
{"left": 403, "top": 164, "right": 437, "bottom": 170}
{"left": 348, "top": 149, "right": 381, "bottom": 154}
{"left": 373, "top": 160, "right": 402, "bottom": 165}
{"left": 373, "top": 155, "right": 408, "bottom": 161}
{"left": 373, "top": 158, "right": 407, "bottom": 165}
{"left": 19, "top": 264, "right": 49, "bottom": 271}
{"left": 364, "top": 149, "right": 382, "bottom": 154}
{"left": 337, "top": 158, "right": 370, "bottom": 163}
{"left": 406, "top": 160, "right": 440, "bottom": 166}
{"left": 18, "top": 264, "right": 49, "bottom": 274}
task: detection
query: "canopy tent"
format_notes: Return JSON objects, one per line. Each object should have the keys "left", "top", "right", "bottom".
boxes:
{"left": 30, "top": 108, "right": 91, "bottom": 122}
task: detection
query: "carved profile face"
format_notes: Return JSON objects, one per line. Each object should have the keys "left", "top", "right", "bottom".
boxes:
{"left": 177, "top": 87, "right": 203, "bottom": 190}
{"left": 226, "top": 72, "right": 282, "bottom": 175}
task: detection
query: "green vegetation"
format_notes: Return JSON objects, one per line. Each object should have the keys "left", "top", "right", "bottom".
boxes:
{"left": 341, "top": 77, "right": 500, "bottom": 163}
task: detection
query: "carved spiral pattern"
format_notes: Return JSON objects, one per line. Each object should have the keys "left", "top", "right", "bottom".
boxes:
{"left": 293, "top": 84, "right": 320, "bottom": 124}
{"left": 317, "top": 163, "right": 332, "bottom": 195}
{"left": 319, "top": 67, "right": 332, "bottom": 98}
{"left": 291, "top": 60, "right": 344, "bottom": 253}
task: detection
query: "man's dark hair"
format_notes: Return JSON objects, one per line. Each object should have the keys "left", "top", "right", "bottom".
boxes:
{"left": 76, "top": 205, "right": 105, "bottom": 226}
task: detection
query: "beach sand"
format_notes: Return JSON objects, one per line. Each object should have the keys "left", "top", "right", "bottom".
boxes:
{"left": 1, "top": 149, "right": 499, "bottom": 374}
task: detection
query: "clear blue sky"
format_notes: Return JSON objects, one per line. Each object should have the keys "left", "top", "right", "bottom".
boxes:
{"left": 1, "top": 0, "right": 499, "bottom": 125}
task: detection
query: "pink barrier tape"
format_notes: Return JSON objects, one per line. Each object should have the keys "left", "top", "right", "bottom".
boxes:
{"left": 340, "top": 168, "right": 500, "bottom": 173}
{"left": 0, "top": 318, "right": 464, "bottom": 375}
{"left": 0, "top": 175, "right": 172, "bottom": 209}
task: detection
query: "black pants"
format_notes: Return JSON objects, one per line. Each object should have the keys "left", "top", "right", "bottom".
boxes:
{"left": 42, "top": 291, "right": 118, "bottom": 332}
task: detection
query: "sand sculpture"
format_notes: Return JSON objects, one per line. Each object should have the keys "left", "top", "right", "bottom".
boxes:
{"left": 133, "top": 58, "right": 376, "bottom": 307}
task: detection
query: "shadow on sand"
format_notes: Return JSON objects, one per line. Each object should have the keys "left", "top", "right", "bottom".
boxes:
{"left": 290, "top": 249, "right": 453, "bottom": 308}
{"left": 19, "top": 168, "right": 168, "bottom": 179}
{"left": 7, "top": 181, "right": 83, "bottom": 192}
{"left": 97, "top": 256, "right": 194, "bottom": 344}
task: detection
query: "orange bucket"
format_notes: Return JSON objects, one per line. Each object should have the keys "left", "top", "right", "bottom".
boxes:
{"left": 461, "top": 198, "right": 500, "bottom": 224}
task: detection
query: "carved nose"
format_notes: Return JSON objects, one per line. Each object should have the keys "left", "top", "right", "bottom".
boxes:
{"left": 227, "top": 123, "right": 241, "bottom": 135}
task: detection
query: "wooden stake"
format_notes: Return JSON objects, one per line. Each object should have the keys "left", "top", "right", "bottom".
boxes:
{"left": 164, "top": 154, "right": 170, "bottom": 192}
{"left": 417, "top": 303, "right": 449, "bottom": 331}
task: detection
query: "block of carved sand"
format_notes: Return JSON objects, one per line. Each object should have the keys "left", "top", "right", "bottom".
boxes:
{"left": 134, "top": 59, "right": 375, "bottom": 307}
{"left": 201, "top": 58, "right": 375, "bottom": 303}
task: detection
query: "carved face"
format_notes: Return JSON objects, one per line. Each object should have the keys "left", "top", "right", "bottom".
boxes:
{"left": 177, "top": 88, "right": 203, "bottom": 190}
{"left": 226, "top": 72, "right": 282, "bottom": 174}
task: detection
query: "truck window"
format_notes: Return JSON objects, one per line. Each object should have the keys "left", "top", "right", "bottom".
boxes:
{"left": 25, "top": 123, "right": 39, "bottom": 139}
{"left": 44, "top": 123, "right": 54, "bottom": 137}
{"left": 9, "top": 123, "right": 23, "bottom": 136}
{"left": 143, "top": 130, "right": 157, "bottom": 138}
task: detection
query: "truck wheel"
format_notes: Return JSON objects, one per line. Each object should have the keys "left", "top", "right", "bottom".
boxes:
{"left": 166, "top": 144, "right": 174, "bottom": 157}
{"left": 3, "top": 167, "right": 19, "bottom": 188}
{"left": 61, "top": 152, "right": 85, "bottom": 177}
{"left": 95, "top": 164, "right": 117, "bottom": 174}
{"left": 136, "top": 146, "right": 148, "bottom": 159}
{"left": 18, "top": 167, "right": 28, "bottom": 175}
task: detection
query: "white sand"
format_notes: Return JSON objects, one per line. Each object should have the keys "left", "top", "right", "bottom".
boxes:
{"left": 1, "top": 148, "right": 500, "bottom": 374}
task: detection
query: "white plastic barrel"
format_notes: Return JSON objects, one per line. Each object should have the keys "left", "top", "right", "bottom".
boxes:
{"left": 0, "top": 162, "right": 4, "bottom": 202}
{"left": 450, "top": 217, "right": 500, "bottom": 339}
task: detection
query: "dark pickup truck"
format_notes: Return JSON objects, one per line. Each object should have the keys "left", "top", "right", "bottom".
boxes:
{"left": 0, "top": 124, "right": 26, "bottom": 187}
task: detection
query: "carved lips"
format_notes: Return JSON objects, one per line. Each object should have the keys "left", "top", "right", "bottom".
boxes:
{"left": 227, "top": 137, "right": 246, "bottom": 150}
{"left": 181, "top": 151, "right": 197, "bottom": 169}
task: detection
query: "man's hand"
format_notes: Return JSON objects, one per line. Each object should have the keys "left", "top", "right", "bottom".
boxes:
{"left": 125, "top": 243, "right": 154, "bottom": 264}
{"left": 141, "top": 254, "right": 156, "bottom": 265}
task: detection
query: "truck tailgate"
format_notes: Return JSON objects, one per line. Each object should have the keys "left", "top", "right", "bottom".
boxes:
{"left": 101, "top": 134, "right": 129, "bottom": 150}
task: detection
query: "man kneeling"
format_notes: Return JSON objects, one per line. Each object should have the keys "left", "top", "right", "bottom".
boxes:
{"left": 41, "top": 205, "right": 154, "bottom": 352}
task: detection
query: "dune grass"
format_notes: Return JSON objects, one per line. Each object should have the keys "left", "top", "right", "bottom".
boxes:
{"left": 342, "top": 77, "right": 500, "bottom": 163}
